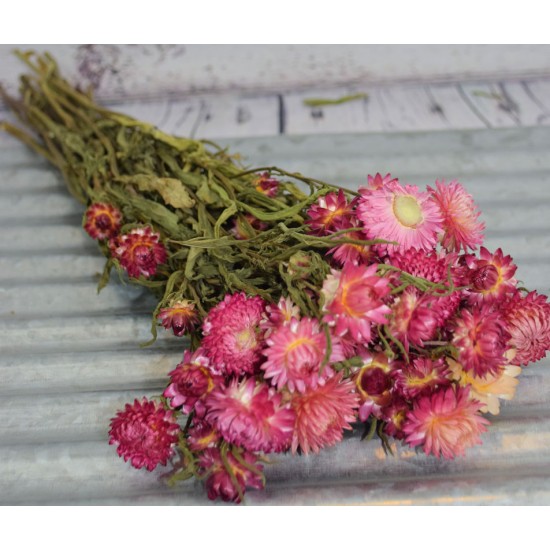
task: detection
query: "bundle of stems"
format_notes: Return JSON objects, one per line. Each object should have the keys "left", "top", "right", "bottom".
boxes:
{"left": 1, "top": 51, "right": 386, "bottom": 343}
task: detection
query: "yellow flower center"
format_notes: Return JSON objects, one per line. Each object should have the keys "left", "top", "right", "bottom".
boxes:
{"left": 393, "top": 195, "right": 423, "bottom": 228}
{"left": 235, "top": 328, "right": 256, "bottom": 351}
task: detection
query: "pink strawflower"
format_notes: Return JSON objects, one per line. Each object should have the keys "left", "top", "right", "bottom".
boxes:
{"left": 428, "top": 180, "right": 485, "bottom": 252}
{"left": 198, "top": 447, "right": 264, "bottom": 504}
{"left": 306, "top": 189, "right": 356, "bottom": 235}
{"left": 393, "top": 357, "right": 451, "bottom": 399}
{"left": 187, "top": 421, "right": 220, "bottom": 452}
{"left": 163, "top": 349, "right": 221, "bottom": 415}
{"left": 403, "top": 386, "right": 490, "bottom": 459}
{"left": 261, "top": 296, "right": 300, "bottom": 336}
{"left": 202, "top": 292, "right": 266, "bottom": 376}
{"left": 354, "top": 353, "right": 394, "bottom": 421}
{"left": 262, "top": 317, "right": 343, "bottom": 393}
{"left": 321, "top": 264, "right": 392, "bottom": 342}
{"left": 453, "top": 304, "right": 509, "bottom": 377}
{"left": 503, "top": 291, "right": 550, "bottom": 365}
{"left": 205, "top": 377, "right": 295, "bottom": 453}
{"left": 357, "top": 182, "right": 443, "bottom": 253}
{"left": 290, "top": 373, "right": 359, "bottom": 454}
{"left": 112, "top": 226, "right": 167, "bottom": 278}
{"left": 467, "top": 247, "right": 517, "bottom": 302}
{"left": 387, "top": 287, "right": 439, "bottom": 349}
{"left": 108, "top": 398, "right": 180, "bottom": 471}
{"left": 254, "top": 172, "right": 280, "bottom": 197}
{"left": 83, "top": 202, "right": 122, "bottom": 240}
{"left": 157, "top": 300, "right": 198, "bottom": 337}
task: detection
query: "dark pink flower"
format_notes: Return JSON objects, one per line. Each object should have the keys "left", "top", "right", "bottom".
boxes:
{"left": 163, "top": 349, "right": 221, "bottom": 414}
{"left": 254, "top": 172, "right": 280, "bottom": 197}
{"left": 393, "top": 357, "right": 451, "bottom": 399}
{"left": 108, "top": 398, "right": 180, "bottom": 471}
{"left": 198, "top": 448, "right": 264, "bottom": 504}
{"left": 306, "top": 189, "right": 356, "bottom": 236}
{"left": 503, "top": 291, "right": 550, "bottom": 365}
{"left": 157, "top": 300, "right": 198, "bottom": 337}
{"left": 202, "top": 292, "right": 266, "bottom": 376}
{"left": 112, "top": 226, "right": 167, "bottom": 278}
{"left": 84, "top": 202, "right": 122, "bottom": 240}
{"left": 453, "top": 304, "right": 509, "bottom": 377}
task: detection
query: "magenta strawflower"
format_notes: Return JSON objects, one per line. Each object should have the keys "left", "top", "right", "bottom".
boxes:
{"left": 354, "top": 353, "right": 394, "bottom": 421}
{"left": 84, "top": 202, "right": 122, "bottom": 240}
{"left": 254, "top": 172, "right": 280, "bottom": 197}
{"left": 205, "top": 377, "right": 295, "bottom": 453}
{"left": 403, "top": 386, "right": 489, "bottom": 459}
{"left": 381, "top": 397, "right": 410, "bottom": 439}
{"left": 428, "top": 179, "right": 485, "bottom": 252}
{"left": 112, "top": 226, "right": 167, "bottom": 278}
{"left": 187, "top": 421, "right": 220, "bottom": 452}
{"left": 163, "top": 349, "right": 221, "bottom": 415}
{"left": 290, "top": 373, "right": 359, "bottom": 454}
{"left": 108, "top": 398, "right": 180, "bottom": 471}
{"left": 261, "top": 296, "right": 300, "bottom": 336}
{"left": 357, "top": 182, "right": 443, "bottom": 253}
{"left": 453, "top": 304, "right": 510, "bottom": 377}
{"left": 387, "top": 287, "right": 439, "bottom": 349}
{"left": 229, "top": 213, "right": 269, "bottom": 240}
{"left": 393, "top": 357, "right": 451, "bottom": 399}
{"left": 157, "top": 299, "right": 198, "bottom": 337}
{"left": 202, "top": 292, "right": 266, "bottom": 376}
{"left": 322, "top": 264, "right": 392, "bottom": 342}
{"left": 466, "top": 247, "right": 517, "bottom": 302}
{"left": 503, "top": 291, "right": 550, "bottom": 365}
{"left": 198, "top": 447, "right": 264, "bottom": 504}
{"left": 306, "top": 189, "right": 356, "bottom": 235}
{"left": 262, "top": 316, "right": 343, "bottom": 393}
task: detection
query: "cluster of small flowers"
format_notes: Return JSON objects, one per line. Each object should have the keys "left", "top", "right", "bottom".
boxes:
{"left": 107, "top": 173, "right": 550, "bottom": 503}
{"left": 83, "top": 202, "right": 167, "bottom": 279}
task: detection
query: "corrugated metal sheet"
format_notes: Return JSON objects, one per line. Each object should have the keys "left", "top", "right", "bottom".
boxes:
{"left": 1, "top": 126, "right": 550, "bottom": 505}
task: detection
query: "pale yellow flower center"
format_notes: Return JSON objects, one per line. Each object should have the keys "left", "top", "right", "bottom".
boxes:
{"left": 393, "top": 195, "right": 423, "bottom": 228}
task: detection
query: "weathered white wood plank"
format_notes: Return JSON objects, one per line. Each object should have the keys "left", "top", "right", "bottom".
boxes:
{"left": 459, "top": 83, "right": 520, "bottom": 128}
{"left": 499, "top": 81, "right": 549, "bottom": 126}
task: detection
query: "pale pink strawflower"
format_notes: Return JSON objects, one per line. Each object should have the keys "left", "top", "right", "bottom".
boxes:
{"left": 357, "top": 182, "right": 443, "bottom": 253}
{"left": 198, "top": 447, "right": 264, "bottom": 504}
{"left": 466, "top": 247, "right": 517, "bottom": 302}
{"left": 306, "top": 189, "right": 356, "bottom": 236}
{"left": 453, "top": 304, "right": 509, "bottom": 377}
{"left": 322, "top": 264, "right": 391, "bottom": 342}
{"left": 112, "top": 226, "right": 167, "bottom": 278}
{"left": 387, "top": 287, "right": 439, "bottom": 350}
{"left": 403, "top": 386, "right": 489, "bottom": 459}
{"left": 290, "top": 373, "right": 359, "bottom": 454}
{"left": 428, "top": 180, "right": 485, "bottom": 252}
{"left": 163, "top": 349, "right": 221, "bottom": 415}
{"left": 202, "top": 292, "right": 266, "bottom": 376}
{"left": 503, "top": 291, "right": 550, "bottom": 365}
{"left": 262, "top": 316, "right": 344, "bottom": 393}
{"left": 205, "top": 377, "right": 295, "bottom": 453}
{"left": 157, "top": 300, "right": 198, "bottom": 337}
{"left": 448, "top": 356, "right": 521, "bottom": 415}
{"left": 84, "top": 202, "right": 122, "bottom": 240}
{"left": 393, "top": 357, "right": 451, "bottom": 399}
{"left": 109, "top": 398, "right": 180, "bottom": 471}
